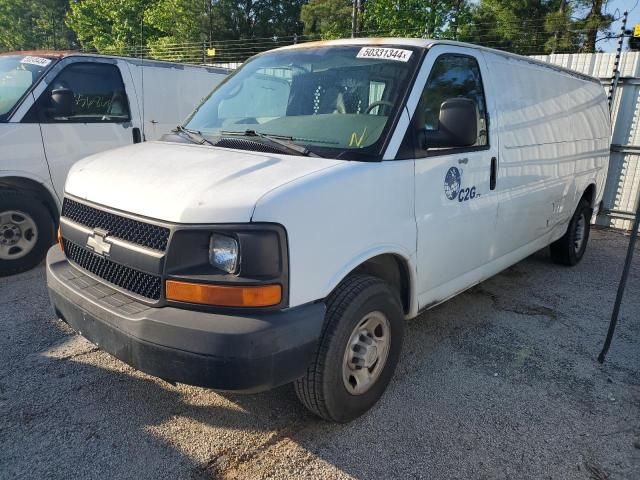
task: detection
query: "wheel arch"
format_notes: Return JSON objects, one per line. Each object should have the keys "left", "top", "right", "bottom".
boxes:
{"left": 0, "top": 176, "right": 60, "bottom": 227}
{"left": 581, "top": 183, "right": 597, "bottom": 209}
{"left": 329, "top": 251, "right": 416, "bottom": 317}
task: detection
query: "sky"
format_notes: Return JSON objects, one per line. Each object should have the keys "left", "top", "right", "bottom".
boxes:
{"left": 601, "top": 0, "right": 640, "bottom": 52}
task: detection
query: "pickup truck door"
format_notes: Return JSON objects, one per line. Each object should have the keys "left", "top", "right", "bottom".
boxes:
{"left": 406, "top": 46, "right": 500, "bottom": 309}
{"left": 24, "top": 58, "right": 142, "bottom": 198}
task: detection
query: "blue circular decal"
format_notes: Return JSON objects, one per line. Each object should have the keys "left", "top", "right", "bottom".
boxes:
{"left": 444, "top": 167, "right": 461, "bottom": 200}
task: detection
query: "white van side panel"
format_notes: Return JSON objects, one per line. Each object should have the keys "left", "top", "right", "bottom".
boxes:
{"left": 562, "top": 75, "right": 611, "bottom": 213}
{"left": 252, "top": 160, "right": 418, "bottom": 314}
{"left": 0, "top": 122, "right": 58, "bottom": 202}
{"left": 485, "top": 52, "right": 610, "bottom": 259}
{"left": 125, "top": 61, "right": 227, "bottom": 140}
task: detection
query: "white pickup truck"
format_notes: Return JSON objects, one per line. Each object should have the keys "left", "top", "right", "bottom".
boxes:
{"left": 0, "top": 51, "right": 227, "bottom": 275}
{"left": 46, "top": 39, "right": 610, "bottom": 422}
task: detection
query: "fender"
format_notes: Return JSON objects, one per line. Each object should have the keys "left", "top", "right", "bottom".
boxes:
{"left": 0, "top": 169, "right": 52, "bottom": 187}
{"left": 0, "top": 172, "right": 61, "bottom": 220}
{"left": 322, "top": 244, "right": 419, "bottom": 319}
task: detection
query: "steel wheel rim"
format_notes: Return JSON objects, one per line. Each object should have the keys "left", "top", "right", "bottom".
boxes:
{"left": 0, "top": 210, "right": 38, "bottom": 260}
{"left": 342, "top": 311, "right": 391, "bottom": 396}
{"left": 574, "top": 213, "right": 586, "bottom": 253}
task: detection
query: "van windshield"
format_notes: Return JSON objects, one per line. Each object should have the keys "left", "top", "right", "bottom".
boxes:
{"left": 185, "top": 45, "right": 421, "bottom": 159}
{"left": 0, "top": 55, "right": 52, "bottom": 121}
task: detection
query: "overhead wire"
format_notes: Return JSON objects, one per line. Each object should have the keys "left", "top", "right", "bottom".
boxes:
{"left": 82, "top": 14, "right": 625, "bottom": 65}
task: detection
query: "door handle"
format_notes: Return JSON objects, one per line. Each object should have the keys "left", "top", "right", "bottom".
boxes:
{"left": 132, "top": 127, "right": 142, "bottom": 144}
{"left": 490, "top": 157, "right": 497, "bottom": 190}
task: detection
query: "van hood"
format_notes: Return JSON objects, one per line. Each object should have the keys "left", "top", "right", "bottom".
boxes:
{"left": 65, "top": 141, "right": 342, "bottom": 223}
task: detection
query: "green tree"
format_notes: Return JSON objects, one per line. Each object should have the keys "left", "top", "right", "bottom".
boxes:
{"left": 458, "top": 0, "right": 561, "bottom": 55}
{"left": 145, "top": 0, "right": 207, "bottom": 42}
{"left": 544, "top": 0, "right": 577, "bottom": 53}
{"left": 215, "top": 0, "right": 305, "bottom": 39}
{"left": 576, "top": 0, "right": 612, "bottom": 52}
{"left": 363, "top": 0, "right": 472, "bottom": 39}
{"left": 459, "top": 0, "right": 613, "bottom": 55}
{"left": 66, "top": 0, "right": 156, "bottom": 54}
{"left": 144, "top": 0, "right": 224, "bottom": 61}
{"left": 0, "top": 0, "right": 74, "bottom": 52}
{"left": 253, "top": 0, "right": 305, "bottom": 38}
{"left": 300, "top": 0, "right": 353, "bottom": 38}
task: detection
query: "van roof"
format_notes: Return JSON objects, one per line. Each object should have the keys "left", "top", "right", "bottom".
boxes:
{"left": 0, "top": 50, "right": 79, "bottom": 59}
{"left": 275, "top": 38, "right": 600, "bottom": 84}
{"left": 0, "top": 50, "right": 230, "bottom": 74}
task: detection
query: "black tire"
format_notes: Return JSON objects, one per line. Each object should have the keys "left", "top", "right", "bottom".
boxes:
{"left": 0, "top": 190, "right": 55, "bottom": 277}
{"left": 294, "top": 274, "right": 404, "bottom": 423}
{"left": 550, "top": 198, "right": 592, "bottom": 266}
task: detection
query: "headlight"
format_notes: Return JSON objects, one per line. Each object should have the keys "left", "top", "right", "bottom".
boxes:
{"left": 166, "top": 225, "right": 288, "bottom": 308}
{"left": 209, "top": 234, "right": 239, "bottom": 273}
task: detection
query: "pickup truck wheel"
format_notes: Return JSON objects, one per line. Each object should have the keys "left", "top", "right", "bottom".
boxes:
{"left": 550, "top": 198, "right": 592, "bottom": 266}
{"left": 294, "top": 275, "right": 404, "bottom": 423}
{"left": 0, "top": 191, "right": 55, "bottom": 277}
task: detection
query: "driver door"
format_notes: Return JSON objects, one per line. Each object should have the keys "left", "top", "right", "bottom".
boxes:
{"left": 25, "top": 59, "right": 142, "bottom": 197}
{"left": 409, "top": 46, "right": 500, "bottom": 309}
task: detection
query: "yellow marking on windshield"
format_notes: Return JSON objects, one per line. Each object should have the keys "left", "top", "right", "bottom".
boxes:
{"left": 349, "top": 127, "right": 367, "bottom": 148}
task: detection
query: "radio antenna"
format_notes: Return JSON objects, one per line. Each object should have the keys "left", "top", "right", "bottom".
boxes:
{"left": 140, "top": 9, "right": 146, "bottom": 141}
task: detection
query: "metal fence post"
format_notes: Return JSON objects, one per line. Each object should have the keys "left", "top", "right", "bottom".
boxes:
{"left": 599, "top": 10, "right": 636, "bottom": 363}
{"left": 599, "top": 187, "right": 640, "bottom": 363}
{"left": 608, "top": 10, "right": 628, "bottom": 111}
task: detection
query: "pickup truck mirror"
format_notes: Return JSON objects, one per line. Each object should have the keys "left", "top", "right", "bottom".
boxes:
{"left": 48, "top": 87, "right": 74, "bottom": 118}
{"left": 421, "top": 98, "right": 477, "bottom": 149}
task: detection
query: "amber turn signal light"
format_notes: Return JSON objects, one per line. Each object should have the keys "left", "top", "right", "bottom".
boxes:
{"left": 57, "top": 227, "right": 63, "bottom": 251}
{"left": 165, "top": 280, "right": 282, "bottom": 307}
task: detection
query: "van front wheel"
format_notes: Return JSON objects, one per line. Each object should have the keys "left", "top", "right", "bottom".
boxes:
{"left": 294, "top": 275, "right": 404, "bottom": 423}
{"left": 0, "top": 191, "right": 55, "bottom": 277}
{"left": 550, "top": 198, "right": 592, "bottom": 266}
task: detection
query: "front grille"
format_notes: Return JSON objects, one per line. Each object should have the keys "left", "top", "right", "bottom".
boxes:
{"left": 62, "top": 198, "right": 170, "bottom": 251}
{"left": 64, "top": 240, "right": 162, "bottom": 301}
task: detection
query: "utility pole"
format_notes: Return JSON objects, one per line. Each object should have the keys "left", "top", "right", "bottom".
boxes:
{"left": 551, "top": 0, "right": 567, "bottom": 54}
{"left": 351, "top": 0, "right": 357, "bottom": 38}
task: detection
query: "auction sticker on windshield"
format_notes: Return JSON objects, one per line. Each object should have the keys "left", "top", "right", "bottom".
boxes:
{"left": 20, "top": 56, "right": 52, "bottom": 67}
{"left": 356, "top": 47, "right": 412, "bottom": 62}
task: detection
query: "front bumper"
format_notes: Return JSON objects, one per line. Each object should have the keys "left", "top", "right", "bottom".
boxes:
{"left": 46, "top": 246, "right": 326, "bottom": 392}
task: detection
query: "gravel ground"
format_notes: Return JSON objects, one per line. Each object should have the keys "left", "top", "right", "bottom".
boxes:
{"left": 0, "top": 228, "right": 638, "bottom": 480}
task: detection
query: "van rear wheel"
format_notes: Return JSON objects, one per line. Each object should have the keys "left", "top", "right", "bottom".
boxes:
{"left": 294, "top": 275, "right": 404, "bottom": 423}
{"left": 0, "top": 191, "right": 55, "bottom": 277}
{"left": 550, "top": 198, "right": 592, "bottom": 266}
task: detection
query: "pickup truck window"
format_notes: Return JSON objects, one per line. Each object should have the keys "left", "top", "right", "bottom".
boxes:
{"left": 38, "top": 62, "right": 130, "bottom": 124}
{"left": 412, "top": 54, "right": 488, "bottom": 156}
{"left": 0, "top": 55, "right": 51, "bottom": 122}
{"left": 185, "top": 45, "right": 421, "bottom": 160}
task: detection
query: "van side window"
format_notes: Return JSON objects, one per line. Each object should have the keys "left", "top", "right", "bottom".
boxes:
{"left": 39, "top": 63, "right": 130, "bottom": 123}
{"left": 410, "top": 54, "right": 488, "bottom": 157}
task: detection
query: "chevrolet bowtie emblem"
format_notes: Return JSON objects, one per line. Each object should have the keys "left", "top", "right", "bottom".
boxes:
{"left": 86, "top": 228, "right": 112, "bottom": 256}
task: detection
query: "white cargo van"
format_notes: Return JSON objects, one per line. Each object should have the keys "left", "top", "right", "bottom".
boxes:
{"left": 46, "top": 39, "right": 610, "bottom": 422}
{"left": 0, "top": 51, "right": 227, "bottom": 275}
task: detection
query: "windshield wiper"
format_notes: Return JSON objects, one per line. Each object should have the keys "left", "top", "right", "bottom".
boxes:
{"left": 220, "top": 129, "right": 322, "bottom": 157}
{"left": 173, "top": 125, "right": 215, "bottom": 147}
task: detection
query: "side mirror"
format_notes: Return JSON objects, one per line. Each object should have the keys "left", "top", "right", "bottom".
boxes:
{"left": 421, "top": 98, "right": 477, "bottom": 148}
{"left": 49, "top": 87, "right": 74, "bottom": 118}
